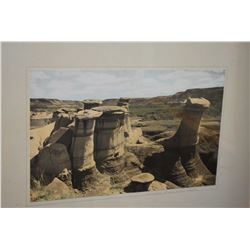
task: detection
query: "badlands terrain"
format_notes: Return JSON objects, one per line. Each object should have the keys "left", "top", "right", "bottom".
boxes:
{"left": 30, "top": 87, "right": 223, "bottom": 202}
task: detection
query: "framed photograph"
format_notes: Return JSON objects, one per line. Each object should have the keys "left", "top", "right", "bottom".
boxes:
{"left": 29, "top": 68, "right": 225, "bottom": 203}
{"left": 2, "top": 43, "right": 249, "bottom": 207}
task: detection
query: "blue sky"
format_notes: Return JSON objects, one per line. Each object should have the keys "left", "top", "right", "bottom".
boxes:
{"left": 31, "top": 69, "right": 225, "bottom": 100}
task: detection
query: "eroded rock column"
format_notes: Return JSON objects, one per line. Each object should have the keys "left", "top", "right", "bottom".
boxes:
{"left": 70, "top": 110, "right": 103, "bottom": 190}
{"left": 163, "top": 97, "right": 214, "bottom": 185}
{"left": 93, "top": 106, "right": 127, "bottom": 175}
{"left": 117, "top": 97, "right": 132, "bottom": 137}
{"left": 166, "top": 98, "right": 210, "bottom": 147}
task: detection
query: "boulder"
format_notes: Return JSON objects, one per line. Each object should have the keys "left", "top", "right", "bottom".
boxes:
{"left": 45, "top": 178, "right": 74, "bottom": 200}
{"left": 131, "top": 173, "right": 155, "bottom": 183}
{"left": 125, "top": 172, "right": 155, "bottom": 192}
{"left": 148, "top": 181, "right": 167, "bottom": 191}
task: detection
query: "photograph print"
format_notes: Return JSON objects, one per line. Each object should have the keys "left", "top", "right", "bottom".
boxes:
{"left": 30, "top": 69, "right": 225, "bottom": 202}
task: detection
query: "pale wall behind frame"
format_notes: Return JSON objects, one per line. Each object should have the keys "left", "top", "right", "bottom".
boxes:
{"left": 1, "top": 42, "right": 249, "bottom": 207}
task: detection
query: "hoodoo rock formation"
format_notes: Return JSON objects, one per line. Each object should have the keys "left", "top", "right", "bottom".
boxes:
{"left": 70, "top": 109, "right": 103, "bottom": 190}
{"left": 93, "top": 106, "right": 127, "bottom": 175}
{"left": 117, "top": 98, "right": 132, "bottom": 137}
{"left": 30, "top": 93, "right": 219, "bottom": 201}
{"left": 165, "top": 97, "right": 211, "bottom": 147}
{"left": 160, "top": 97, "right": 214, "bottom": 186}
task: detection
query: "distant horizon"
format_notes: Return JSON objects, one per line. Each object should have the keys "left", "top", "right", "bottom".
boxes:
{"left": 30, "top": 86, "right": 224, "bottom": 101}
{"left": 31, "top": 69, "right": 225, "bottom": 101}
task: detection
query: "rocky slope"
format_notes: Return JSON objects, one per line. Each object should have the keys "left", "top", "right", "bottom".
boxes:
{"left": 30, "top": 98, "right": 84, "bottom": 112}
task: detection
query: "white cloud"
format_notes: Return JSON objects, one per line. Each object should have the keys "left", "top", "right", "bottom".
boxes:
{"left": 31, "top": 69, "right": 225, "bottom": 100}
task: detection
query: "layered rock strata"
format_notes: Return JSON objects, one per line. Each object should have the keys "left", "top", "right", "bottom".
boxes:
{"left": 70, "top": 110, "right": 103, "bottom": 190}
{"left": 166, "top": 97, "right": 210, "bottom": 147}
{"left": 93, "top": 106, "right": 127, "bottom": 175}
{"left": 162, "top": 97, "right": 214, "bottom": 185}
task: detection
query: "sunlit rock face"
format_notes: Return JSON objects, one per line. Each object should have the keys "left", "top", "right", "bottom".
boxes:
{"left": 124, "top": 172, "right": 155, "bottom": 192}
{"left": 70, "top": 110, "right": 103, "bottom": 190}
{"left": 117, "top": 97, "right": 132, "bottom": 137}
{"left": 93, "top": 106, "right": 127, "bottom": 174}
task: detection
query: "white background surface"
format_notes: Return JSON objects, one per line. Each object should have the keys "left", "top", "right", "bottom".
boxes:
{"left": 1, "top": 42, "right": 249, "bottom": 208}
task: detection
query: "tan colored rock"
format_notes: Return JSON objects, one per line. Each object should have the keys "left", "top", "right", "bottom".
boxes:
{"left": 159, "top": 97, "right": 213, "bottom": 185}
{"left": 164, "top": 181, "right": 179, "bottom": 189}
{"left": 125, "top": 172, "right": 155, "bottom": 192}
{"left": 30, "top": 111, "right": 53, "bottom": 128}
{"left": 71, "top": 110, "right": 102, "bottom": 171}
{"left": 70, "top": 109, "right": 102, "bottom": 190}
{"left": 148, "top": 180, "right": 167, "bottom": 191}
{"left": 30, "top": 122, "right": 55, "bottom": 160}
{"left": 164, "top": 97, "right": 211, "bottom": 148}
{"left": 126, "top": 127, "right": 143, "bottom": 144}
{"left": 131, "top": 173, "right": 154, "bottom": 183}
{"left": 117, "top": 98, "right": 132, "bottom": 137}
{"left": 93, "top": 106, "right": 127, "bottom": 174}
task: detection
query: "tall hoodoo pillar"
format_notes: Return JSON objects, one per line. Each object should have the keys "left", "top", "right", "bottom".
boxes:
{"left": 117, "top": 97, "right": 132, "bottom": 137}
{"left": 163, "top": 97, "right": 213, "bottom": 185}
{"left": 93, "top": 106, "right": 127, "bottom": 174}
{"left": 70, "top": 110, "right": 103, "bottom": 190}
